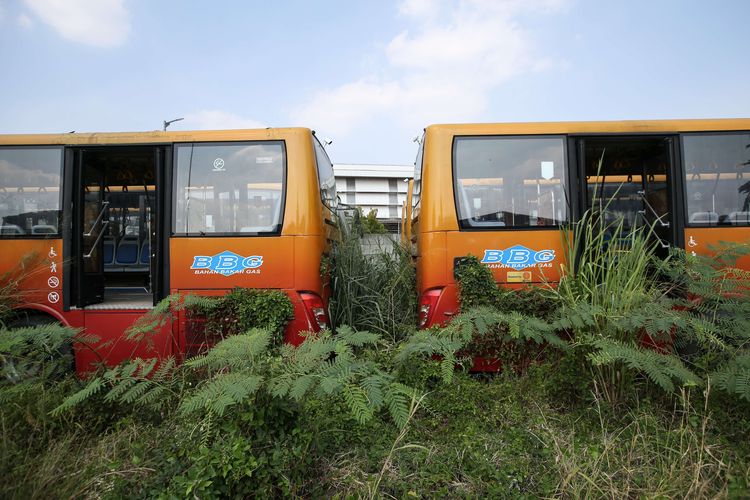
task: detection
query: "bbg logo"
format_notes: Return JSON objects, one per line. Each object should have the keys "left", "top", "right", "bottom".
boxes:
{"left": 481, "top": 244, "right": 555, "bottom": 270}
{"left": 191, "top": 250, "right": 263, "bottom": 276}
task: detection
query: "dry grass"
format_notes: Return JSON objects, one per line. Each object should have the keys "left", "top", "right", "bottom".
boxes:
{"left": 541, "top": 386, "right": 731, "bottom": 499}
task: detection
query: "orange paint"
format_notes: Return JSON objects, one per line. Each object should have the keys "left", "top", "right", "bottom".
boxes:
{"left": 684, "top": 227, "right": 750, "bottom": 270}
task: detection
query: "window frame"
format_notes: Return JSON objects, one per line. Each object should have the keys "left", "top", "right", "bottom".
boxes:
{"left": 170, "top": 140, "right": 287, "bottom": 238}
{"left": 0, "top": 145, "right": 64, "bottom": 240}
{"left": 411, "top": 133, "right": 425, "bottom": 217}
{"left": 311, "top": 133, "right": 337, "bottom": 210}
{"left": 680, "top": 130, "right": 750, "bottom": 229}
{"left": 451, "top": 134, "right": 569, "bottom": 231}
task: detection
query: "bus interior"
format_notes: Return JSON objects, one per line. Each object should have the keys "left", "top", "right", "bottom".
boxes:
{"left": 72, "top": 146, "right": 163, "bottom": 309}
{"left": 580, "top": 136, "right": 674, "bottom": 253}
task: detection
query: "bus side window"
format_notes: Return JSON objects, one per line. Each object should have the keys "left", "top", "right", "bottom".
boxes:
{"left": 0, "top": 147, "right": 63, "bottom": 237}
{"left": 683, "top": 133, "right": 750, "bottom": 226}
{"left": 412, "top": 135, "right": 424, "bottom": 218}
{"left": 313, "top": 135, "right": 337, "bottom": 208}
{"left": 174, "top": 142, "right": 285, "bottom": 235}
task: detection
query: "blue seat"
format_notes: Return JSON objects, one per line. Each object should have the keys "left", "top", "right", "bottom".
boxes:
{"left": 140, "top": 242, "right": 150, "bottom": 265}
{"left": 103, "top": 236, "right": 115, "bottom": 266}
{"left": 31, "top": 224, "right": 57, "bottom": 234}
{"left": 115, "top": 236, "right": 139, "bottom": 265}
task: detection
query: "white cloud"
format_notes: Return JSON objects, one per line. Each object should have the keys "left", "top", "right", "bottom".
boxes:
{"left": 398, "top": 0, "right": 443, "bottom": 19}
{"left": 17, "top": 13, "right": 33, "bottom": 29}
{"left": 181, "top": 110, "right": 266, "bottom": 131}
{"left": 292, "top": 0, "right": 566, "bottom": 138}
{"left": 23, "top": 0, "right": 130, "bottom": 48}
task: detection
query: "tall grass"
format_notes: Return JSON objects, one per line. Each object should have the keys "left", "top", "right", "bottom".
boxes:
{"left": 329, "top": 213, "right": 416, "bottom": 342}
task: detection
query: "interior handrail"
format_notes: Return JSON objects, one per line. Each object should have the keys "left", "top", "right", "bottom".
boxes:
{"left": 84, "top": 201, "right": 111, "bottom": 237}
{"left": 83, "top": 220, "right": 110, "bottom": 259}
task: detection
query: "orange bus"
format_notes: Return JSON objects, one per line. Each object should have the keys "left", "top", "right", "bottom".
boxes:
{"left": 410, "top": 119, "right": 750, "bottom": 328}
{"left": 0, "top": 128, "right": 337, "bottom": 372}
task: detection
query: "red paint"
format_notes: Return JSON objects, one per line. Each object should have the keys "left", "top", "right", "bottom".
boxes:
{"left": 73, "top": 310, "right": 175, "bottom": 375}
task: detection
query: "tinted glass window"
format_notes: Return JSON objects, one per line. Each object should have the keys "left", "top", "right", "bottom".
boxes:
{"left": 0, "top": 147, "right": 63, "bottom": 237}
{"left": 453, "top": 136, "right": 567, "bottom": 228}
{"left": 684, "top": 133, "right": 750, "bottom": 226}
{"left": 174, "top": 141, "right": 285, "bottom": 234}
{"left": 411, "top": 135, "right": 424, "bottom": 216}
{"left": 313, "top": 136, "right": 337, "bottom": 207}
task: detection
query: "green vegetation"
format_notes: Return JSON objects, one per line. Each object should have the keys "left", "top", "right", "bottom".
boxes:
{"left": 329, "top": 210, "right": 417, "bottom": 342}
{"left": 1, "top": 214, "right": 750, "bottom": 497}
{"left": 356, "top": 207, "right": 388, "bottom": 234}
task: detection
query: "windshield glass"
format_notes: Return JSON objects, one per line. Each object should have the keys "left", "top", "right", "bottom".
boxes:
{"left": 174, "top": 141, "right": 285, "bottom": 234}
{"left": 453, "top": 136, "right": 567, "bottom": 228}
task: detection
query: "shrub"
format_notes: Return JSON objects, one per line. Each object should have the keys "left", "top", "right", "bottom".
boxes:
{"left": 356, "top": 207, "right": 388, "bottom": 234}
{"left": 191, "top": 288, "right": 294, "bottom": 347}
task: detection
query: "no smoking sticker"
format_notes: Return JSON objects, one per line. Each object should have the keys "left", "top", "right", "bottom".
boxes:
{"left": 48, "top": 276, "right": 59, "bottom": 288}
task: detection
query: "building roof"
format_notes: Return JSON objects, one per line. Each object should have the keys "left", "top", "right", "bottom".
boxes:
{"left": 333, "top": 163, "right": 413, "bottom": 179}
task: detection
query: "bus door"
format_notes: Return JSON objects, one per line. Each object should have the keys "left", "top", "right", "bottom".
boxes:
{"left": 73, "top": 148, "right": 107, "bottom": 307}
{"left": 66, "top": 146, "right": 166, "bottom": 309}
{"left": 152, "top": 147, "right": 167, "bottom": 305}
{"left": 576, "top": 136, "right": 680, "bottom": 254}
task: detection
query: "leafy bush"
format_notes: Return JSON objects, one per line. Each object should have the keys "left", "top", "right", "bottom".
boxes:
{"left": 0, "top": 323, "right": 79, "bottom": 387}
{"left": 190, "top": 287, "right": 294, "bottom": 346}
{"left": 455, "top": 255, "right": 558, "bottom": 319}
{"left": 356, "top": 207, "right": 388, "bottom": 234}
{"left": 0, "top": 252, "right": 48, "bottom": 325}
{"left": 448, "top": 210, "right": 750, "bottom": 406}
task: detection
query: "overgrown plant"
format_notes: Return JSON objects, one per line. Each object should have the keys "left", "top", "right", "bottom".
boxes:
{"left": 554, "top": 200, "right": 750, "bottom": 403}
{"left": 356, "top": 207, "right": 388, "bottom": 234}
{"left": 659, "top": 243, "right": 750, "bottom": 402}
{"left": 396, "top": 306, "right": 566, "bottom": 382}
{"left": 329, "top": 211, "right": 417, "bottom": 342}
{"left": 54, "top": 321, "right": 418, "bottom": 430}
{"left": 455, "top": 255, "right": 558, "bottom": 320}
{"left": 189, "top": 287, "right": 294, "bottom": 346}
{"left": 0, "top": 322, "right": 82, "bottom": 391}
{"left": 0, "top": 251, "right": 49, "bottom": 325}
{"left": 554, "top": 207, "right": 690, "bottom": 402}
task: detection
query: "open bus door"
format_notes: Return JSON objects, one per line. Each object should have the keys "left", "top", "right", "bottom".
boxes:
{"left": 73, "top": 149, "right": 107, "bottom": 307}
{"left": 152, "top": 147, "right": 167, "bottom": 305}
{"left": 576, "top": 136, "right": 681, "bottom": 254}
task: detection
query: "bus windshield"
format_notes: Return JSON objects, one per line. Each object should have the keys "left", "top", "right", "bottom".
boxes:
{"left": 453, "top": 136, "right": 567, "bottom": 228}
{"left": 173, "top": 141, "right": 286, "bottom": 235}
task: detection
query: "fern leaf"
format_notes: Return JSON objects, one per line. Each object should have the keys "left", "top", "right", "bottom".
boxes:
{"left": 51, "top": 378, "right": 105, "bottom": 416}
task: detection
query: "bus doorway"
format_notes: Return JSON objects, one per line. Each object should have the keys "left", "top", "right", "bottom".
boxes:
{"left": 66, "top": 146, "right": 166, "bottom": 309}
{"left": 577, "top": 136, "right": 679, "bottom": 254}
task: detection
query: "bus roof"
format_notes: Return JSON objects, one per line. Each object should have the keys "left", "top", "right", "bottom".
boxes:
{"left": 425, "top": 118, "right": 750, "bottom": 136}
{"left": 0, "top": 127, "right": 312, "bottom": 146}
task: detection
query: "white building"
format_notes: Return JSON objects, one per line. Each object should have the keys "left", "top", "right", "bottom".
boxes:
{"left": 333, "top": 163, "right": 413, "bottom": 232}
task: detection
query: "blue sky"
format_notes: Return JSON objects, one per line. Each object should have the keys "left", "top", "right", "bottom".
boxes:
{"left": 0, "top": 0, "right": 748, "bottom": 164}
